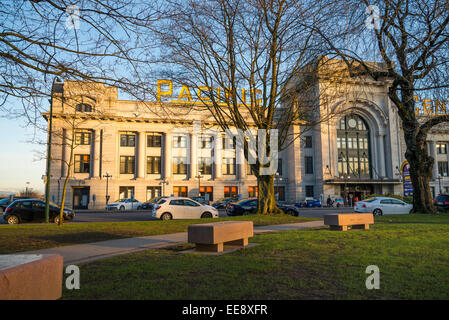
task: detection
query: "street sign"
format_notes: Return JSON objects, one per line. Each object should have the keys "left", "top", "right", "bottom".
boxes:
{"left": 401, "top": 161, "right": 413, "bottom": 196}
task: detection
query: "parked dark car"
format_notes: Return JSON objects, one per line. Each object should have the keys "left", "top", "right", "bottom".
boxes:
{"left": 227, "top": 198, "right": 257, "bottom": 216}
{"left": 435, "top": 194, "right": 449, "bottom": 211}
{"left": 227, "top": 198, "right": 300, "bottom": 216}
{"left": 139, "top": 196, "right": 168, "bottom": 210}
{"left": 2, "top": 199, "right": 75, "bottom": 224}
{"left": 212, "top": 198, "right": 238, "bottom": 209}
{"left": 190, "top": 196, "right": 209, "bottom": 205}
{"left": 277, "top": 203, "right": 300, "bottom": 216}
{"left": 294, "top": 199, "right": 322, "bottom": 208}
{"left": 0, "top": 197, "right": 27, "bottom": 212}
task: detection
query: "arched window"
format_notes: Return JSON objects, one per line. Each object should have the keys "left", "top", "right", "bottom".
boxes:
{"left": 75, "top": 103, "right": 93, "bottom": 112}
{"left": 337, "top": 114, "right": 371, "bottom": 178}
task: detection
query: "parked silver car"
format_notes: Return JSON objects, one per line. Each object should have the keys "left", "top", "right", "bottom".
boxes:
{"left": 152, "top": 197, "right": 219, "bottom": 220}
{"left": 106, "top": 198, "right": 142, "bottom": 211}
{"left": 354, "top": 197, "right": 412, "bottom": 216}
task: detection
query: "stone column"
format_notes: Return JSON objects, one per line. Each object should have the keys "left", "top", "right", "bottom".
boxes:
{"left": 214, "top": 134, "right": 222, "bottom": 179}
{"left": 164, "top": 132, "right": 172, "bottom": 178}
{"left": 137, "top": 131, "right": 146, "bottom": 179}
{"left": 377, "top": 133, "right": 386, "bottom": 178}
{"left": 237, "top": 143, "right": 246, "bottom": 179}
{"left": 190, "top": 133, "right": 198, "bottom": 179}
{"left": 91, "top": 129, "right": 101, "bottom": 178}
{"left": 429, "top": 141, "right": 438, "bottom": 180}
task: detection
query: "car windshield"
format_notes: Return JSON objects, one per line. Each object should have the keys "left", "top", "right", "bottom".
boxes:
{"left": 114, "top": 199, "right": 126, "bottom": 203}
{"left": 362, "top": 198, "right": 377, "bottom": 202}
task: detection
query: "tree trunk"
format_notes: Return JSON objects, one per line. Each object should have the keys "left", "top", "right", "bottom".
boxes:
{"left": 59, "top": 129, "right": 75, "bottom": 225}
{"left": 403, "top": 125, "right": 436, "bottom": 214}
{"left": 256, "top": 174, "right": 282, "bottom": 215}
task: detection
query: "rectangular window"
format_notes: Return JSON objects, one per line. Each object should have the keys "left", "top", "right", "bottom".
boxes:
{"left": 173, "top": 157, "right": 188, "bottom": 174}
{"left": 75, "top": 131, "right": 91, "bottom": 145}
{"left": 305, "top": 136, "right": 312, "bottom": 148}
{"left": 275, "top": 186, "right": 285, "bottom": 201}
{"left": 146, "top": 186, "right": 162, "bottom": 201}
{"left": 305, "top": 156, "right": 314, "bottom": 174}
{"left": 224, "top": 186, "right": 238, "bottom": 198}
{"left": 305, "top": 185, "right": 314, "bottom": 198}
{"left": 199, "top": 186, "right": 213, "bottom": 201}
{"left": 247, "top": 162, "right": 255, "bottom": 175}
{"left": 173, "top": 186, "right": 188, "bottom": 197}
{"left": 222, "top": 157, "right": 236, "bottom": 175}
{"left": 222, "top": 136, "right": 236, "bottom": 150}
{"left": 248, "top": 186, "right": 258, "bottom": 198}
{"left": 437, "top": 143, "right": 447, "bottom": 154}
{"left": 147, "top": 133, "right": 162, "bottom": 147}
{"left": 120, "top": 156, "right": 135, "bottom": 174}
{"left": 173, "top": 135, "right": 187, "bottom": 148}
{"left": 198, "top": 157, "right": 212, "bottom": 175}
{"left": 119, "top": 186, "right": 134, "bottom": 199}
{"left": 147, "top": 156, "right": 161, "bottom": 174}
{"left": 199, "top": 136, "right": 213, "bottom": 149}
{"left": 120, "top": 133, "right": 135, "bottom": 147}
{"left": 74, "top": 155, "right": 90, "bottom": 173}
{"left": 438, "top": 161, "right": 449, "bottom": 177}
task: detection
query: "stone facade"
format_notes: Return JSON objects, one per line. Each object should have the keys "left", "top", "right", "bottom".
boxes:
{"left": 44, "top": 59, "right": 449, "bottom": 209}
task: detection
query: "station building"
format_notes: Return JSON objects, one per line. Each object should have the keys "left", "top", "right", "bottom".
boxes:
{"left": 44, "top": 57, "right": 449, "bottom": 209}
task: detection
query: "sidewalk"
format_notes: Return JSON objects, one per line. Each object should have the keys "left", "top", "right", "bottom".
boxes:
{"left": 19, "top": 220, "right": 325, "bottom": 266}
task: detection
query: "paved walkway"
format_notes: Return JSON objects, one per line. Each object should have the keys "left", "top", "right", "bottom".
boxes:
{"left": 19, "top": 220, "right": 324, "bottom": 266}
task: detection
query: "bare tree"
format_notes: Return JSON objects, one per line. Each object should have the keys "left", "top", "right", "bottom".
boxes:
{"left": 313, "top": 0, "right": 449, "bottom": 213}
{"left": 151, "top": 0, "right": 334, "bottom": 214}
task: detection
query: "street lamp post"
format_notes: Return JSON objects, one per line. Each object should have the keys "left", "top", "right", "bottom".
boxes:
{"left": 275, "top": 172, "right": 279, "bottom": 200}
{"left": 196, "top": 171, "right": 203, "bottom": 196}
{"left": 395, "top": 166, "right": 404, "bottom": 197}
{"left": 340, "top": 173, "right": 350, "bottom": 207}
{"left": 45, "top": 77, "right": 62, "bottom": 223}
{"left": 103, "top": 171, "right": 112, "bottom": 206}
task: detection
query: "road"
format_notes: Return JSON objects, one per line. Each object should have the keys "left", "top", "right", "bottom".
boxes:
{"left": 0, "top": 207, "right": 355, "bottom": 224}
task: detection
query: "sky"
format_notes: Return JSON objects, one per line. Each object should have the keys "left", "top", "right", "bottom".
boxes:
{"left": 0, "top": 115, "right": 46, "bottom": 194}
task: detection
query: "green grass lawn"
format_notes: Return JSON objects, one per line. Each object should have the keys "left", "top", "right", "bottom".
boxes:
{"left": 0, "top": 214, "right": 316, "bottom": 254}
{"left": 63, "top": 213, "right": 449, "bottom": 300}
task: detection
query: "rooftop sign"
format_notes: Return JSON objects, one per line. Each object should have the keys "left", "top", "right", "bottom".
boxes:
{"left": 156, "top": 80, "right": 262, "bottom": 107}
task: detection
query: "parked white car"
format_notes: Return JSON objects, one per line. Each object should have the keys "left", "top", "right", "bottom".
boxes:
{"left": 152, "top": 197, "right": 219, "bottom": 220}
{"left": 354, "top": 197, "right": 412, "bottom": 216}
{"left": 106, "top": 198, "right": 142, "bottom": 211}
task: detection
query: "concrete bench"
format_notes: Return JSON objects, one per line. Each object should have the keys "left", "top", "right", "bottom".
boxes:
{"left": 0, "top": 254, "right": 63, "bottom": 300}
{"left": 188, "top": 221, "right": 253, "bottom": 252}
{"left": 324, "top": 213, "right": 374, "bottom": 231}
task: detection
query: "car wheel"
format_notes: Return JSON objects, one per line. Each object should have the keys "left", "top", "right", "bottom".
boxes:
{"left": 286, "top": 209, "right": 297, "bottom": 216}
{"left": 7, "top": 215, "right": 19, "bottom": 225}
{"left": 201, "top": 212, "right": 212, "bottom": 218}
{"left": 120, "top": 206, "right": 125, "bottom": 212}
{"left": 53, "top": 215, "right": 60, "bottom": 224}
{"left": 137, "top": 206, "right": 142, "bottom": 210}
{"left": 373, "top": 209, "right": 383, "bottom": 216}
{"left": 160, "top": 212, "right": 172, "bottom": 220}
